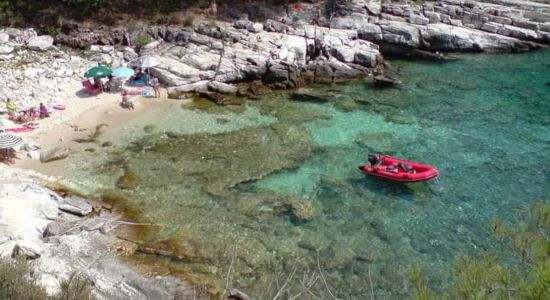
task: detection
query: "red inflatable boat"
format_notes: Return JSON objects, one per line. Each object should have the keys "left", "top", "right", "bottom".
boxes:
{"left": 358, "top": 154, "right": 438, "bottom": 183}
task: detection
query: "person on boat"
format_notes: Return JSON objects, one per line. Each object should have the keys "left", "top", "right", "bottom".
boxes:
{"left": 368, "top": 154, "right": 383, "bottom": 167}
{"left": 399, "top": 163, "right": 416, "bottom": 173}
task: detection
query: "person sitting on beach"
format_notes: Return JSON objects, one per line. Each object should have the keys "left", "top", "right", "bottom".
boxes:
{"left": 121, "top": 91, "right": 134, "bottom": 110}
{"left": 39, "top": 103, "right": 49, "bottom": 119}
{"left": 5, "top": 99, "right": 16, "bottom": 116}
{"left": 27, "top": 107, "right": 38, "bottom": 120}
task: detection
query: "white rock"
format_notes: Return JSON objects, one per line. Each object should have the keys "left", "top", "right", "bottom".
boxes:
{"left": 27, "top": 151, "right": 40, "bottom": 160}
{"left": 23, "top": 141, "right": 41, "bottom": 151}
{"left": 27, "top": 35, "right": 54, "bottom": 51}
{"left": 0, "top": 32, "right": 9, "bottom": 44}
{"left": 90, "top": 45, "right": 102, "bottom": 52}
{"left": 0, "top": 46, "right": 14, "bottom": 54}
{"left": 142, "top": 40, "right": 161, "bottom": 50}
{"left": 248, "top": 23, "right": 264, "bottom": 33}
{"left": 409, "top": 14, "right": 429, "bottom": 25}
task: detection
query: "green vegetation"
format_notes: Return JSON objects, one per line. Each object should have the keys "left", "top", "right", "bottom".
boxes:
{"left": 0, "top": 1, "right": 301, "bottom": 28}
{"left": 134, "top": 33, "right": 152, "bottom": 49}
{"left": 412, "top": 200, "right": 550, "bottom": 300}
{"left": 0, "top": 258, "right": 95, "bottom": 300}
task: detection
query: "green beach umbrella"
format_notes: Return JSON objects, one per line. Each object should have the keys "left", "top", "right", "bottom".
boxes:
{"left": 84, "top": 66, "right": 112, "bottom": 79}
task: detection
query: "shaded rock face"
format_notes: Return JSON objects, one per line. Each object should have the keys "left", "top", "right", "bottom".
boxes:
{"left": 55, "top": 23, "right": 128, "bottom": 48}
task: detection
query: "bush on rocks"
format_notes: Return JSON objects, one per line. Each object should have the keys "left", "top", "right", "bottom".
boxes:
{"left": 0, "top": 258, "right": 48, "bottom": 299}
{"left": 0, "top": 258, "right": 96, "bottom": 300}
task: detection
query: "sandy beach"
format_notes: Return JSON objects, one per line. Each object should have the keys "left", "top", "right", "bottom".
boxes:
{"left": 13, "top": 80, "right": 177, "bottom": 176}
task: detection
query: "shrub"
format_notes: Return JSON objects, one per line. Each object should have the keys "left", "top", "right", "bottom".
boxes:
{"left": 183, "top": 14, "right": 194, "bottom": 27}
{"left": 0, "top": 258, "right": 95, "bottom": 300}
{"left": 51, "top": 272, "right": 95, "bottom": 300}
{"left": 133, "top": 33, "right": 152, "bottom": 49}
{"left": 411, "top": 200, "right": 550, "bottom": 300}
{"left": 0, "top": 258, "right": 49, "bottom": 300}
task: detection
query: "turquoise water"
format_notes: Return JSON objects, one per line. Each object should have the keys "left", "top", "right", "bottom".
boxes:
{"left": 60, "top": 51, "right": 550, "bottom": 298}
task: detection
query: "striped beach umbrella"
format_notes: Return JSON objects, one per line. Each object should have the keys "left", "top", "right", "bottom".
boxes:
{"left": 0, "top": 134, "right": 23, "bottom": 149}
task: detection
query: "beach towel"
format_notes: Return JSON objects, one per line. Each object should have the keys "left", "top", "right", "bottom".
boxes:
{"left": 5, "top": 127, "right": 33, "bottom": 133}
{"left": 141, "top": 87, "right": 153, "bottom": 97}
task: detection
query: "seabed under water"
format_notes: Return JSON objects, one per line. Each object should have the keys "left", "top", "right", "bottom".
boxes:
{"left": 58, "top": 51, "right": 550, "bottom": 299}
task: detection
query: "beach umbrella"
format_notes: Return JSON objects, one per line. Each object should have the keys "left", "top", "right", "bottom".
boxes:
{"left": 0, "top": 134, "right": 23, "bottom": 149}
{"left": 84, "top": 65, "right": 112, "bottom": 79}
{"left": 111, "top": 67, "right": 134, "bottom": 78}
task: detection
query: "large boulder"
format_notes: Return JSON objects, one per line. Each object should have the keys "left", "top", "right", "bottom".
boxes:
{"left": 167, "top": 80, "right": 209, "bottom": 97}
{"left": 247, "top": 23, "right": 264, "bottom": 33}
{"left": 330, "top": 13, "right": 370, "bottom": 30}
{"left": 422, "top": 23, "right": 537, "bottom": 52}
{"left": 58, "top": 195, "right": 93, "bottom": 216}
{"left": 43, "top": 220, "right": 80, "bottom": 237}
{"left": 11, "top": 244, "right": 41, "bottom": 260}
{"left": 208, "top": 81, "right": 238, "bottom": 94}
{"left": 0, "top": 46, "right": 14, "bottom": 54}
{"left": 379, "top": 22, "right": 421, "bottom": 48}
{"left": 330, "top": 45, "right": 355, "bottom": 63}
{"left": 358, "top": 24, "right": 383, "bottom": 42}
{"left": 40, "top": 146, "right": 70, "bottom": 163}
{"left": 27, "top": 35, "right": 54, "bottom": 51}
{"left": 0, "top": 32, "right": 9, "bottom": 44}
{"left": 498, "top": 25, "right": 539, "bottom": 41}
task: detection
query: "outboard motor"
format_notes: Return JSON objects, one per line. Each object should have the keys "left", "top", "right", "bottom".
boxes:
{"left": 368, "top": 154, "right": 380, "bottom": 166}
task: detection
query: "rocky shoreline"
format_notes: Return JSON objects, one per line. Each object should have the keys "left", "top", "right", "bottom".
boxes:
{"left": 1, "top": 0, "right": 549, "bottom": 298}
{"left": 1, "top": 1, "right": 549, "bottom": 107}
{"left": 0, "top": 168, "right": 205, "bottom": 299}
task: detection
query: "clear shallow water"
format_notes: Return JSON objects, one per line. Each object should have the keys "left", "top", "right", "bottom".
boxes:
{"left": 60, "top": 51, "right": 550, "bottom": 298}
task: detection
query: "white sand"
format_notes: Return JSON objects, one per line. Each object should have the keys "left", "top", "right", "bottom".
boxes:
{"left": 13, "top": 79, "right": 173, "bottom": 175}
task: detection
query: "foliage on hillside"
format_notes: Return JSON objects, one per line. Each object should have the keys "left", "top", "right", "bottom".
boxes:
{"left": 0, "top": 0, "right": 305, "bottom": 27}
{"left": 412, "top": 200, "right": 550, "bottom": 299}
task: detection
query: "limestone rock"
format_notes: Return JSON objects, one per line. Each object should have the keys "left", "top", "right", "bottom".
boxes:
{"left": 27, "top": 35, "right": 54, "bottom": 51}
{"left": 0, "top": 32, "right": 9, "bottom": 44}
{"left": 409, "top": 14, "right": 429, "bottom": 25}
{"left": 247, "top": 23, "right": 264, "bottom": 33}
{"left": 233, "top": 20, "right": 253, "bottom": 30}
{"left": 43, "top": 220, "right": 80, "bottom": 237}
{"left": 12, "top": 244, "right": 41, "bottom": 259}
{"left": 27, "top": 151, "right": 40, "bottom": 160}
{"left": 23, "top": 141, "right": 40, "bottom": 151}
{"left": 167, "top": 80, "right": 209, "bottom": 97}
{"left": 379, "top": 21, "right": 421, "bottom": 48}
{"left": 208, "top": 81, "right": 238, "bottom": 94}
{"left": 58, "top": 195, "right": 93, "bottom": 216}
{"left": 40, "top": 146, "right": 70, "bottom": 163}
{"left": 0, "top": 46, "right": 13, "bottom": 54}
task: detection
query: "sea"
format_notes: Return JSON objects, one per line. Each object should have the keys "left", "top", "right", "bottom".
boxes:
{"left": 57, "top": 50, "right": 550, "bottom": 299}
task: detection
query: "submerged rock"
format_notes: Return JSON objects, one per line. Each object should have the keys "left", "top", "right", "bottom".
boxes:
{"left": 116, "top": 170, "right": 140, "bottom": 189}
{"left": 291, "top": 200, "right": 315, "bottom": 222}
{"left": 40, "top": 146, "right": 70, "bottom": 163}
{"left": 290, "top": 88, "right": 332, "bottom": 103}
